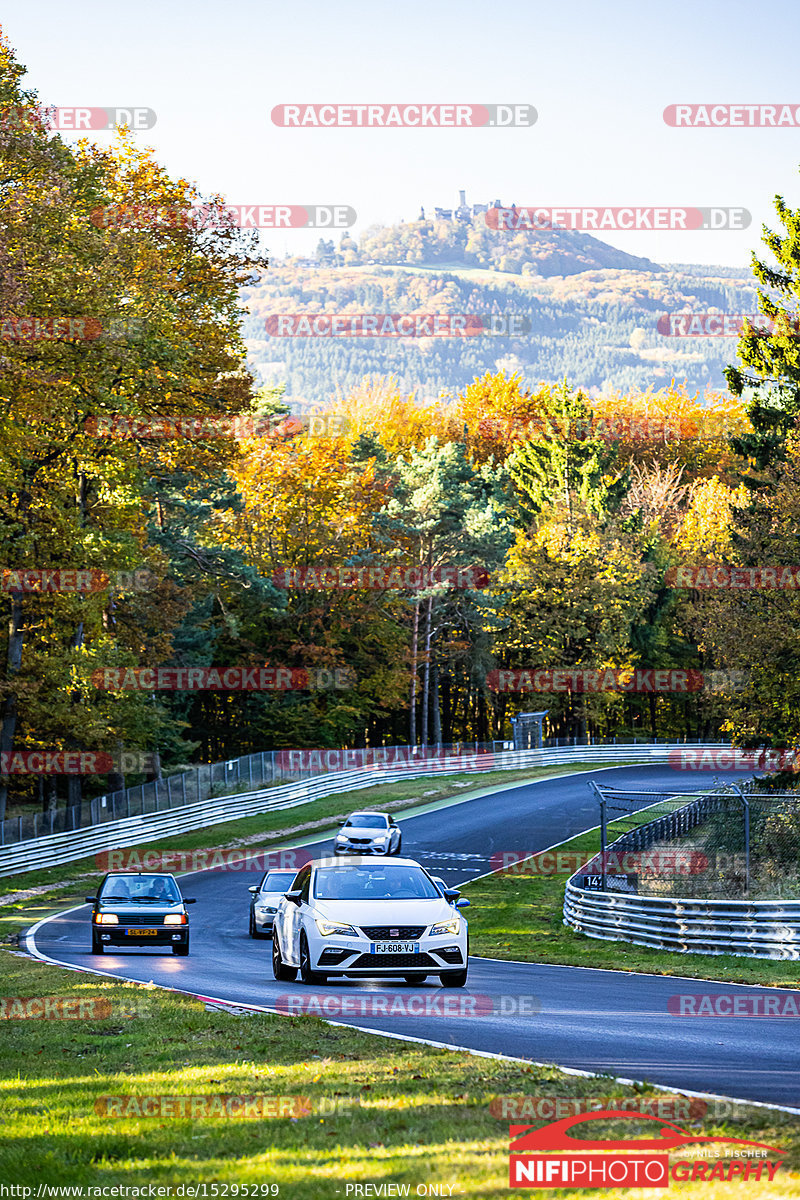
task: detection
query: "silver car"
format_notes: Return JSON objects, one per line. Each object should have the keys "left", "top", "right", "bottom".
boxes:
{"left": 333, "top": 810, "right": 402, "bottom": 856}
{"left": 248, "top": 869, "right": 298, "bottom": 938}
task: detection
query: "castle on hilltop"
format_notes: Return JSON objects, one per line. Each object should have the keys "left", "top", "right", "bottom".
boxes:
{"left": 418, "top": 191, "right": 507, "bottom": 223}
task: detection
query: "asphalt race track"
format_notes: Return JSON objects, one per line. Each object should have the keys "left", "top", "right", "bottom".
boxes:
{"left": 28, "top": 764, "right": 800, "bottom": 1109}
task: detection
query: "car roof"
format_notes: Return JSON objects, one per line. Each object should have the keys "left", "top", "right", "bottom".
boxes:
{"left": 311, "top": 856, "right": 422, "bottom": 870}
{"left": 346, "top": 810, "right": 389, "bottom": 817}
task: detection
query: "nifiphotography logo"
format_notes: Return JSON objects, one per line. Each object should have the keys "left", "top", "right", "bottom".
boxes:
{"left": 508, "top": 1110, "right": 784, "bottom": 1188}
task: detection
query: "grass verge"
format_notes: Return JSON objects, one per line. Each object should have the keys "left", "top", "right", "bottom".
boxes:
{"left": 0, "top": 951, "right": 797, "bottom": 1194}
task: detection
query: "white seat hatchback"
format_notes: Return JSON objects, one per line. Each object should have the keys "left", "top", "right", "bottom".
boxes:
{"left": 271, "top": 856, "right": 469, "bottom": 987}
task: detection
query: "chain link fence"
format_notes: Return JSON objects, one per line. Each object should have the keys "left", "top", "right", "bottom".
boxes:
{"left": 1, "top": 734, "right": 725, "bottom": 848}
{"left": 588, "top": 780, "right": 800, "bottom": 900}
{"left": 0, "top": 741, "right": 513, "bottom": 846}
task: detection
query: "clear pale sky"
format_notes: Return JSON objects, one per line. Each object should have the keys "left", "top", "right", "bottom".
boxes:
{"left": 4, "top": 0, "right": 800, "bottom": 268}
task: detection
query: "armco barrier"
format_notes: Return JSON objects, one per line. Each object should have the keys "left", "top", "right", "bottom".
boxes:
{"left": 563, "top": 882, "right": 800, "bottom": 960}
{"left": 0, "top": 743, "right": 731, "bottom": 879}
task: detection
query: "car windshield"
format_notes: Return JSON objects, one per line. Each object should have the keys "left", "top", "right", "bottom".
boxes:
{"left": 344, "top": 814, "right": 387, "bottom": 829}
{"left": 101, "top": 876, "right": 181, "bottom": 903}
{"left": 260, "top": 871, "right": 296, "bottom": 893}
{"left": 314, "top": 866, "right": 439, "bottom": 900}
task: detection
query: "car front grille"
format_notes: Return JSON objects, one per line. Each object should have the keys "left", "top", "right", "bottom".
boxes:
{"left": 359, "top": 925, "right": 426, "bottom": 940}
{"left": 107, "top": 913, "right": 171, "bottom": 926}
{"left": 352, "top": 952, "right": 434, "bottom": 969}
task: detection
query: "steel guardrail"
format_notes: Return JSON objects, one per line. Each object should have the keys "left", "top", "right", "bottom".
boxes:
{"left": 0, "top": 742, "right": 728, "bottom": 879}
{"left": 563, "top": 881, "right": 800, "bottom": 959}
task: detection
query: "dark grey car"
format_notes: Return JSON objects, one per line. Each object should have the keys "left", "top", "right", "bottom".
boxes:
{"left": 87, "top": 872, "right": 196, "bottom": 956}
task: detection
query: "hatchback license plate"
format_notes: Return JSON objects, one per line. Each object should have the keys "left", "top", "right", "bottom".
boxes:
{"left": 370, "top": 941, "right": 418, "bottom": 954}
{"left": 127, "top": 929, "right": 158, "bottom": 936}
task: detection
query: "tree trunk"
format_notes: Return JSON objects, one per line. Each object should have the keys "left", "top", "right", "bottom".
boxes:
{"left": 409, "top": 600, "right": 420, "bottom": 745}
{"left": 0, "top": 592, "right": 24, "bottom": 823}
{"left": 431, "top": 663, "right": 441, "bottom": 746}
{"left": 441, "top": 671, "right": 452, "bottom": 744}
{"left": 421, "top": 595, "right": 434, "bottom": 749}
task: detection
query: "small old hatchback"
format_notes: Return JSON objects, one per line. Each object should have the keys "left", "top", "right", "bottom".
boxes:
{"left": 87, "top": 872, "right": 196, "bottom": 955}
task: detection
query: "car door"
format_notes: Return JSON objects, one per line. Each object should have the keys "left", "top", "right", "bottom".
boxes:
{"left": 285, "top": 864, "right": 312, "bottom": 964}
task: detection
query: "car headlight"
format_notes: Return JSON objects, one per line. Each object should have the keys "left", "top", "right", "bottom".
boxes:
{"left": 95, "top": 913, "right": 118, "bottom": 925}
{"left": 258, "top": 905, "right": 277, "bottom": 915}
{"left": 164, "top": 914, "right": 187, "bottom": 925}
{"left": 431, "top": 917, "right": 460, "bottom": 936}
{"left": 315, "top": 919, "right": 357, "bottom": 937}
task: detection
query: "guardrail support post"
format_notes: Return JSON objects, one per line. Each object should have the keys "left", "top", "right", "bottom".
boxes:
{"left": 730, "top": 783, "right": 750, "bottom": 895}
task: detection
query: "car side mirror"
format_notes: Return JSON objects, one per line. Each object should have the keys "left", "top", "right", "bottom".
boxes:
{"left": 85, "top": 896, "right": 97, "bottom": 903}
{"left": 285, "top": 889, "right": 303, "bottom": 905}
{"left": 456, "top": 897, "right": 471, "bottom": 908}
{"left": 248, "top": 886, "right": 258, "bottom": 894}
{"left": 183, "top": 898, "right": 197, "bottom": 904}
{"left": 443, "top": 888, "right": 461, "bottom": 903}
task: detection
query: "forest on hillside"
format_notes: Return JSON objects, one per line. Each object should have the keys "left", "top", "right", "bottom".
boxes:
{"left": 242, "top": 252, "right": 759, "bottom": 402}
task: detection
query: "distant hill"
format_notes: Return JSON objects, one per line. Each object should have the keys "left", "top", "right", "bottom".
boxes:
{"left": 240, "top": 214, "right": 760, "bottom": 405}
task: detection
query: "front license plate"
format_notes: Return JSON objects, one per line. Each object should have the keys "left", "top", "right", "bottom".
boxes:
{"left": 127, "top": 929, "right": 158, "bottom": 936}
{"left": 370, "top": 941, "right": 419, "bottom": 954}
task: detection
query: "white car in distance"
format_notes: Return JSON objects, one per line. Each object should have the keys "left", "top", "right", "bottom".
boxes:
{"left": 271, "top": 856, "right": 470, "bottom": 987}
{"left": 333, "top": 810, "right": 402, "bottom": 856}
